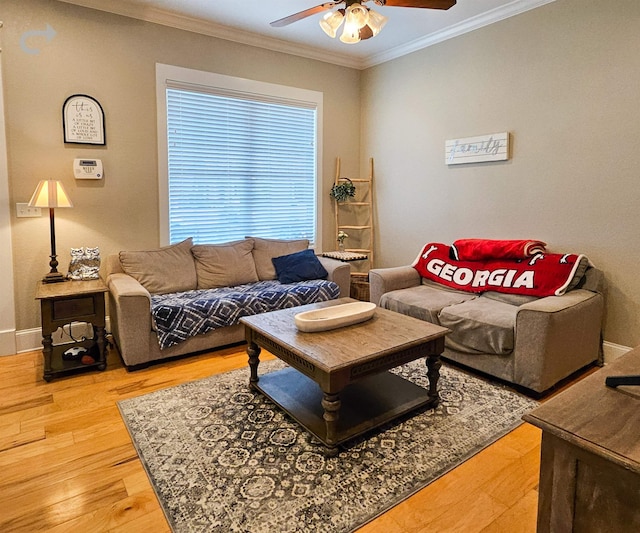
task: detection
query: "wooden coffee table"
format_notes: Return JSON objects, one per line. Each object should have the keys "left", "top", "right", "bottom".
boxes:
{"left": 240, "top": 298, "right": 449, "bottom": 455}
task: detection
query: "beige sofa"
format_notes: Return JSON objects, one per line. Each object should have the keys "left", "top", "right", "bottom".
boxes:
{"left": 106, "top": 237, "right": 350, "bottom": 368}
{"left": 369, "top": 262, "right": 604, "bottom": 395}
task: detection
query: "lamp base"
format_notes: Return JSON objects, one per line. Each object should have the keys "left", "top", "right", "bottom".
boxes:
{"left": 43, "top": 271, "right": 68, "bottom": 284}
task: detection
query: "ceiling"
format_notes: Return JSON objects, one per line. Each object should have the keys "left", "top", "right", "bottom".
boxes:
{"left": 58, "top": 0, "right": 555, "bottom": 69}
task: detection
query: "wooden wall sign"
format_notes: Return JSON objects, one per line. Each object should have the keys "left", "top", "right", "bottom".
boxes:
{"left": 63, "top": 94, "right": 105, "bottom": 145}
{"left": 445, "top": 132, "right": 509, "bottom": 165}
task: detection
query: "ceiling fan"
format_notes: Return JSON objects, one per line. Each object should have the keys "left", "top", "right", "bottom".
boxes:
{"left": 270, "top": 0, "right": 457, "bottom": 44}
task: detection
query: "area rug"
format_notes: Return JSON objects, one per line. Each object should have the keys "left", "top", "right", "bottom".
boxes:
{"left": 118, "top": 360, "right": 538, "bottom": 532}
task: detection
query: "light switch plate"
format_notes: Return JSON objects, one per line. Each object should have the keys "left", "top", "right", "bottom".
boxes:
{"left": 16, "top": 203, "right": 41, "bottom": 217}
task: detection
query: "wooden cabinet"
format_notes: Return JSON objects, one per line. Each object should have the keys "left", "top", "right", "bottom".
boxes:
{"left": 35, "top": 279, "right": 108, "bottom": 381}
{"left": 524, "top": 347, "right": 640, "bottom": 532}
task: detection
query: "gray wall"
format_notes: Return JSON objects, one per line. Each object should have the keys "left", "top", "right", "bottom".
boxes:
{"left": 361, "top": 0, "right": 640, "bottom": 347}
{"left": 2, "top": 0, "right": 361, "bottom": 333}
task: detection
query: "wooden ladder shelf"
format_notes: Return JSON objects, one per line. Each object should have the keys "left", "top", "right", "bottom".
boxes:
{"left": 333, "top": 157, "right": 374, "bottom": 284}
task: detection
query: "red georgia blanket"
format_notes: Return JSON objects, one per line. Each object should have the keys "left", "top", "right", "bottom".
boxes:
{"left": 451, "top": 239, "right": 547, "bottom": 261}
{"left": 412, "top": 243, "right": 587, "bottom": 297}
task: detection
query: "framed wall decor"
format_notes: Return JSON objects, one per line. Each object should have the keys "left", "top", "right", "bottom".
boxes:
{"left": 445, "top": 132, "right": 510, "bottom": 165}
{"left": 62, "top": 94, "right": 105, "bottom": 145}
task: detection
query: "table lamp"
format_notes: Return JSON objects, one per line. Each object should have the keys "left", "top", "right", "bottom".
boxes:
{"left": 28, "top": 179, "right": 73, "bottom": 283}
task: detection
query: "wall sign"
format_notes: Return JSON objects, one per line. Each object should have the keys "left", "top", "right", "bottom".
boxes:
{"left": 445, "top": 132, "right": 509, "bottom": 165}
{"left": 63, "top": 94, "right": 105, "bottom": 145}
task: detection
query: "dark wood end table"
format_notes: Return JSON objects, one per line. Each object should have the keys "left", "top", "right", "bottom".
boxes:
{"left": 35, "top": 278, "right": 108, "bottom": 381}
{"left": 523, "top": 346, "right": 640, "bottom": 532}
{"left": 240, "top": 298, "right": 449, "bottom": 455}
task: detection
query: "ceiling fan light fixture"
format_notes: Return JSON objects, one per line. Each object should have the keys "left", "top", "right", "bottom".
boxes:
{"left": 344, "top": 3, "right": 369, "bottom": 29}
{"left": 271, "top": 0, "right": 457, "bottom": 44}
{"left": 340, "top": 23, "right": 361, "bottom": 44}
{"left": 319, "top": 9, "right": 345, "bottom": 38}
{"left": 366, "top": 9, "right": 388, "bottom": 36}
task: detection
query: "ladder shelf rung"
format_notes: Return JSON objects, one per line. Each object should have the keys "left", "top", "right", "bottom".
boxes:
{"left": 334, "top": 157, "right": 374, "bottom": 282}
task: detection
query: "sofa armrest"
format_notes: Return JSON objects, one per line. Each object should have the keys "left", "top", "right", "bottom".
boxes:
{"left": 317, "top": 256, "right": 351, "bottom": 298}
{"left": 513, "top": 289, "right": 604, "bottom": 392}
{"left": 369, "top": 266, "right": 421, "bottom": 305}
{"left": 518, "top": 288, "right": 598, "bottom": 313}
{"left": 107, "top": 273, "right": 153, "bottom": 360}
{"left": 108, "top": 272, "right": 151, "bottom": 299}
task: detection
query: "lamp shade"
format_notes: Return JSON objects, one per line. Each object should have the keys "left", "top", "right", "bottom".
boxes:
{"left": 340, "top": 26, "right": 361, "bottom": 43}
{"left": 367, "top": 10, "right": 388, "bottom": 36}
{"left": 28, "top": 180, "right": 73, "bottom": 208}
{"left": 320, "top": 10, "right": 344, "bottom": 38}
{"left": 344, "top": 3, "right": 369, "bottom": 29}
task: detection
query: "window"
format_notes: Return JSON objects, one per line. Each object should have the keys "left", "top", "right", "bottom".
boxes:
{"left": 156, "top": 64, "right": 324, "bottom": 249}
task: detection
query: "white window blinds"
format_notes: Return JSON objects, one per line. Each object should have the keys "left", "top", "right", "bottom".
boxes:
{"left": 166, "top": 87, "right": 318, "bottom": 245}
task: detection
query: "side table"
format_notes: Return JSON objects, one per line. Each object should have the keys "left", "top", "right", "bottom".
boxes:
{"left": 321, "top": 251, "right": 371, "bottom": 301}
{"left": 35, "top": 278, "right": 108, "bottom": 381}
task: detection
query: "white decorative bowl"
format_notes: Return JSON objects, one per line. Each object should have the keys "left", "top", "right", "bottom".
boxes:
{"left": 294, "top": 301, "right": 376, "bottom": 332}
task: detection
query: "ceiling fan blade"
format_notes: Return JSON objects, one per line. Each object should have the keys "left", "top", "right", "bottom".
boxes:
{"left": 270, "top": 2, "right": 342, "bottom": 27}
{"left": 381, "top": 0, "right": 456, "bottom": 9}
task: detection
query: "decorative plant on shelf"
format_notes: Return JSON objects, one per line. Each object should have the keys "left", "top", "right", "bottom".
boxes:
{"left": 337, "top": 230, "right": 348, "bottom": 251}
{"left": 330, "top": 178, "right": 356, "bottom": 202}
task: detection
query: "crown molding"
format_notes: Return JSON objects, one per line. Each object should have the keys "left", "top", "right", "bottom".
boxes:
{"left": 362, "top": 0, "right": 556, "bottom": 68}
{"left": 57, "top": 0, "right": 555, "bottom": 71}
{"left": 56, "top": 0, "right": 364, "bottom": 69}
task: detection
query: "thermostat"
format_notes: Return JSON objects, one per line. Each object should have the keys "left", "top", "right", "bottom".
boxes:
{"left": 73, "top": 158, "right": 103, "bottom": 179}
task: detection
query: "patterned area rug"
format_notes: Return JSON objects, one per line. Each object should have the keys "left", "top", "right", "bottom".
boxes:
{"left": 118, "top": 360, "right": 538, "bottom": 532}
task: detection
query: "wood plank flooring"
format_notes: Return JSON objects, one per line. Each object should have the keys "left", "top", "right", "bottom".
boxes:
{"left": 0, "top": 344, "right": 542, "bottom": 532}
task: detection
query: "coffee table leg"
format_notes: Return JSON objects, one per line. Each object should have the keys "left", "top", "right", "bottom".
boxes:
{"left": 426, "top": 354, "right": 441, "bottom": 407}
{"left": 321, "top": 392, "right": 341, "bottom": 457}
{"left": 247, "top": 341, "right": 261, "bottom": 389}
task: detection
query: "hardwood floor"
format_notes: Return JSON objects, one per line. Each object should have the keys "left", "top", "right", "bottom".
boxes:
{"left": 0, "top": 344, "right": 542, "bottom": 532}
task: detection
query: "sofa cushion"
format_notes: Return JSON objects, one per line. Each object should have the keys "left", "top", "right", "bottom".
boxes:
{"left": 151, "top": 279, "right": 340, "bottom": 349}
{"left": 119, "top": 237, "right": 197, "bottom": 295}
{"left": 192, "top": 239, "right": 259, "bottom": 289}
{"left": 272, "top": 249, "right": 328, "bottom": 284}
{"left": 481, "top": 291, "right": 539, "bottom": 306}
{"left": 380, "top": 285, "right": 478, "bottom": 325}
{"left": 249, "top": 237, "right": 309, "bottom": 280}
{"left": 437, "top": 296, "right": 518, "bottom": 355}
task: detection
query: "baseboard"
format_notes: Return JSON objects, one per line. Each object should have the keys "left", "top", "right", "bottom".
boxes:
{"left": 5, "top": 325, "right": 635, "bottom": 363}
{"left": 14, "top": 327, "right": 42, "bottom": 354}
{"left": 602, "top": 340, "right": 633, "bottom": 364}
{"left": 11, "top": 318, "right": 112, "bottom": 355}
{"left": 0, "top": 328, "right": 17, "bottom": 356}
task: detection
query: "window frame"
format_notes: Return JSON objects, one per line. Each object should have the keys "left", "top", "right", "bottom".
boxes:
{"left": 156, "top": 63, "right": 324, "bottom": 249}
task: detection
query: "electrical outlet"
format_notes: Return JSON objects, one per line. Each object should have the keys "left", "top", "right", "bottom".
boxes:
{"left": 16, "top": 203, "right": 41, "bottom": 218}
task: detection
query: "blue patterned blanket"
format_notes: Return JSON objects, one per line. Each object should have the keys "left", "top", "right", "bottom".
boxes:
{"left": 151, "top": 279, "right": 340, "bottom": 350}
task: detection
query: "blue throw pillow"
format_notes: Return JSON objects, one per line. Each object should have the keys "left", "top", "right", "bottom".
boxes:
{"left": 272, "top": 249, "right": 328, "bottom": 284}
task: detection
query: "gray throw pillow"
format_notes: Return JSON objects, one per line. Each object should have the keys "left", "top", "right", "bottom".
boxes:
{"left": 192, "top": 239, "right": 259, "bottom": 289}
{"left": 119, "top": 237, "right": 197, "bottom": 295}
{"left": 249, "top": 236, "right": 309, "bottom": 280}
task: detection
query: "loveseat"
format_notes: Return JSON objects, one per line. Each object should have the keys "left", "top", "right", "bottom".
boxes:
{"left": 369, "top": 241, "right": 605, "bottom": 394}
{"left": 106, "top": 237, "right": 350, "bottom": 368}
